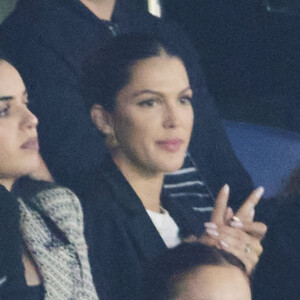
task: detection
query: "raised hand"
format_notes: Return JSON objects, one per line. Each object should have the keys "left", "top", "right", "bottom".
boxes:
{"left": 190, "top": 185, "right": 267, "bottom": 275}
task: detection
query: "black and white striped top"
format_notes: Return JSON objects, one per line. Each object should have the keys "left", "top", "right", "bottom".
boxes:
{"left": 164, "top": 152, "right": 214, "bottom": 223}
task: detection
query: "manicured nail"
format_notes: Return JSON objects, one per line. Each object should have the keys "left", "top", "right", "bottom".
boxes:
{"left": 206, "top": 229, "right": 219, "bottom": 237}
{"left": 255, "top": 187, "right": 264, "bottom": 198}
{"left": 204, "top": 222, "right": 217, "bottom": 229}
{"left": 227, "top": 207, "right": 233, "bottom": 215}
{"left": 223, "top": 184, "right": 230, "bottom": 194}
{"left": 220, "top": 240, "right": 229, "bottom": 248}
{"left": 230, "top": 221, "right": 243, "bottom": 228}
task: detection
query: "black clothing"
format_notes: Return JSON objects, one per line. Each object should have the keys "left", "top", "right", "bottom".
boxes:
{"left": 81, "top": 158, "right": 210, "bottom": 300}
{"left": 253, "top": 196, "right": 300, "bottom": 300}
{"left": 0, "top": 0, "right": 253, "bottom": 208}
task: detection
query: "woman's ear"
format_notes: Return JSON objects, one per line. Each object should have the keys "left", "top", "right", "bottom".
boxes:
{"left": 90, "top": 104, "right": 114, "bottom": 135}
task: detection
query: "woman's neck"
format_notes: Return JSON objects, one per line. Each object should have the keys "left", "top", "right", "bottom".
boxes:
{"left": 79, "top": 0, "right": 116, "bottom": 21}
{"left": 113, "top": 156, "right": 164, "bottom": 213}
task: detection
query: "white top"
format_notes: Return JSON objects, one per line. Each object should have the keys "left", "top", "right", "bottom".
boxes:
{"left": 146, "top": 207, "right": 181, "bottom": 248}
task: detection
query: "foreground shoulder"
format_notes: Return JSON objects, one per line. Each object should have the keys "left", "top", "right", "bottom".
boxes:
{"left": 16, "top": 177, "right": 83, "bottom": 217}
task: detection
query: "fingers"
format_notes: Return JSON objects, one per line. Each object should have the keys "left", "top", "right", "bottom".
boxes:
{"left": 204, "top": 223, "right": 263, "bottom": 275}
{"left": 211, "top": 184, "right": 229, "bottom": 224}
{"left": 235, "top": 187, "right": 264, "bottom": 222}
{"left": 221, "top": 226, "right": 262, "bottom": 256}
{"left": 230, "top": 221, "right": 267, "bottom": 240}
{"left": 225, "top": 207, "right": 234, "bottom": 222}
{"left": 183, "top": 235, "right": 198, "bottom": 243}
{"left": 218, "top": 237, "right": 261, "bottom": 275}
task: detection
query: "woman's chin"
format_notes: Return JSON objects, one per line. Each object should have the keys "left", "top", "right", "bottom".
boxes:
{"left": 20, "top": 159, "right": 42, "bottom": 178}
{"left": 161, "top": 159, "right": 185, "bottom": 174}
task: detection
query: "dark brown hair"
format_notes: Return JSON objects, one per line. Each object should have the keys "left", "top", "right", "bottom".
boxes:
{"left": 82, "top": 34, "right": 188, "bottom": 112}
{"left": 141, "top": 242, "right": 246, "bottom": 300}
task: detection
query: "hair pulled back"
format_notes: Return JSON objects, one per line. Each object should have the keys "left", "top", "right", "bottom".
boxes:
{"left": 82, "top": 34, "right": 186, "bottom": 112}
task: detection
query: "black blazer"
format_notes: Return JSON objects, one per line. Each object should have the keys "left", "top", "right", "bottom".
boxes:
{"left": 81, "top": 158, "right": 208, "bottom": 300}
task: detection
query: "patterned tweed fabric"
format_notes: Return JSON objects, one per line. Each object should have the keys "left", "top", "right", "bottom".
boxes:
{"left": 18, "top": 187, "right": 98, "bottom": 300}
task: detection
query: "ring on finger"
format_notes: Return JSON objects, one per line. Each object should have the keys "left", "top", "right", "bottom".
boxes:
{"left": 244, "top": 243, "right": 251, "bottom": 254}
{"left": 231, "top": 216, "right": 241, "bottom": 222}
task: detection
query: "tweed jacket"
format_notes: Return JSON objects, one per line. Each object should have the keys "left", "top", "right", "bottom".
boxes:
{"left": 1, "top": 179, "right": 98, "bottom": 300}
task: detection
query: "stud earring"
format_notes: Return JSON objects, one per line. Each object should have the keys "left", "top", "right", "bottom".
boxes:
{"left": 105, "top": 133, "right": 119, "bottom": 149}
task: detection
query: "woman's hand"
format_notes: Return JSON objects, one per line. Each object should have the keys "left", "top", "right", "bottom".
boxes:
{"left": 195, "top": 185, "right": 267, "bottom": 275}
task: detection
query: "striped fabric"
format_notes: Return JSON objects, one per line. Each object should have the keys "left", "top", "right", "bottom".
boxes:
{"left": 18, "top": 187, "right": 98, "bottom": 300}
{"left": 164, "top": 152, "right": 214, "bottom": 223}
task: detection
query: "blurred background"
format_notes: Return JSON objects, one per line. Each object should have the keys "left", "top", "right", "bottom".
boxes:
{"left": 1, "top": 0, "right": 299, "bottom": 132}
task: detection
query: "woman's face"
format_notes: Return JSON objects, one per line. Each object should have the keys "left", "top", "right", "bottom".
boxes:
{"left": 174, "top": 265, "right": 252, "bottom": 300}
{"left": 0, "top": 60, "right": 39, "bottom": 189}
{"left": 107, "top": 54, "right": 194, "bottom": 176}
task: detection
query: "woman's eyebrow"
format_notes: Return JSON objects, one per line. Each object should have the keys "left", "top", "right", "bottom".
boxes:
{"left": 179, "top": 87, "right": 193, "bottom": 94}
{"left": 132, "top": 87, "right": 192, "bottom": 98}
{"left": 0, "top": 96, "right": 13, "bottom": 101}
{"left": 132, "top": 90, "right": 162, "bottom": 97}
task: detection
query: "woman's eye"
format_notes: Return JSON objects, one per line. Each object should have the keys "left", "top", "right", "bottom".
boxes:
{"left": 138, "top": 99, "right": 158, "bottom": 107}
{"left": 179, "top": 96, "right": 192, "bottom": 105}
{"left": 0, "top": 105, "right": 10, "bottom": 117}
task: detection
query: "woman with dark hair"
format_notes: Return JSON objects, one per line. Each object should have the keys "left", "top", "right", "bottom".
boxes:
{"left": 0, "top": 52, "right": 98, "bottom": 299}
{"left": 80, "top": 34, "right": 267, "bottom": 300}
{"left": 253, "top": 163, "right": 300, "bottom": 300}
{"left": 142, "top": 242, "right": 251, "bottom": 300}
{"left": 0, "top": 0, "right": 254, "bottom": 210}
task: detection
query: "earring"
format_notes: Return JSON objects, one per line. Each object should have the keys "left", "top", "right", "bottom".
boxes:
{"left": 105, "top": 133, "right": 119, "bottom": 149}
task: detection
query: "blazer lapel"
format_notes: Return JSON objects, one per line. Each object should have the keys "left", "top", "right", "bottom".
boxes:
{"left": 163, "top": 191, "right": 207, "bottom": 238}
{"left": 103, "top": 159, "right": 167, "bottom": 262}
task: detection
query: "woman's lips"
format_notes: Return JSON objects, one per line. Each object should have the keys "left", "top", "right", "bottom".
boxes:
{"left": 21, "top": 137, "right": 39, "bottom": 151}
{"left": 156, "top": 139, "right": 184, "bottom": 152}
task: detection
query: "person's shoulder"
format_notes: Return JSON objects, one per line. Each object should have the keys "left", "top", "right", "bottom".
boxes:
{"left": 272, "top": 195, "right": 300, "bottom": 218}
{"left": 15, "top": 176, "right": 81, "bottom": 210}
{"left": 262, "top": 195, "right": 300, "bottom": 247}
{"left": 276, "top": 195, "right": 300, "bottom": 227}
{"left": 15, "top": 176, "right": 58, "bottom": 196}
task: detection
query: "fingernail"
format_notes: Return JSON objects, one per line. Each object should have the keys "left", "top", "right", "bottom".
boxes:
{"left": 227, "top": 207, "right": 233, "bottom": 215}
{"left": 250, "top": 208, "right": 255, "bottom": 218}
{"left": 220, "top": 240, "right": 229, "bottom": 248}
{"left": 255, "top": 187, "right": 264, "bottom": 198}
{"left": 230, "top": 221, "right": 243, "bottom": 228}
{"left": 206, "top": 229, "right": 219, "bottom": 237}
{"left": 223, "top": 184, "right": 230, "bottom": 194}
{"left": 204, "top": 222, "right": 217, "bottom": 229}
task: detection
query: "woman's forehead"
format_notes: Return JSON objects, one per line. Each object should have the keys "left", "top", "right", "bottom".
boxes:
{"left": 0, "top": 61, "right": 26, "bottom": 98}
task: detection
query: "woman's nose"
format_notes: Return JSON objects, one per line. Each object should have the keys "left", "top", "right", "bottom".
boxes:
{"left": 163, "top": 104, "right": 181, "bottom": 129}
{"left": 20, "top": 107, "right": 39, "bottom": 129}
